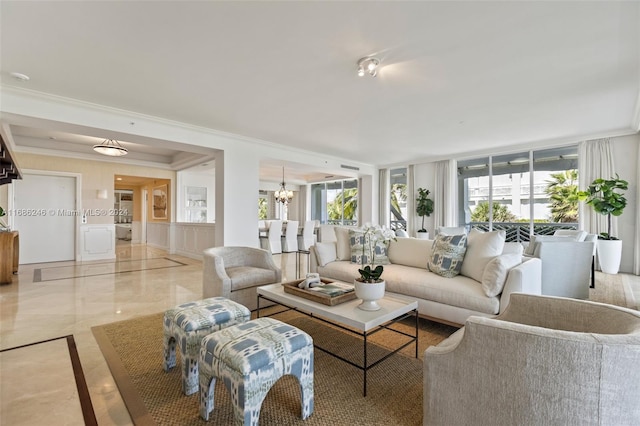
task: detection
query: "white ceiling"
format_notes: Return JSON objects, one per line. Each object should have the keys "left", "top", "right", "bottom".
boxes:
{"left": 1, "top": 1, "right": 638, "bottom": 176}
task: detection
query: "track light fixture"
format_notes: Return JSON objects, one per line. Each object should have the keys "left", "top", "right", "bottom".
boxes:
{"left": 357, "top": 56, "right": 380, "bottom": 77}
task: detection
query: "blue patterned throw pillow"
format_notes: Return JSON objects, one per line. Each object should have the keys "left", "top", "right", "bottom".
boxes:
{"left": 428, "top": 234, "right": 468, "bottom": 278}
{"left": 349, "top": 229, "right": 390, "bottom": 266}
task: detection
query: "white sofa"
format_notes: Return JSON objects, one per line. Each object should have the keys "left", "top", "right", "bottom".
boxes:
{"left": 310, "top": 227, "right": 542, "bottom": 326}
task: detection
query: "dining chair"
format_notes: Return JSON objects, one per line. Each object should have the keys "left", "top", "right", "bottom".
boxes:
{"left": 297, "top": 220, "right": 316, "bottom": 251}
{"left": 260, "top": 220, "right": 282, "bottom": 254}
{"left": 282, "top": 220, "right": 299, "bottom": 253}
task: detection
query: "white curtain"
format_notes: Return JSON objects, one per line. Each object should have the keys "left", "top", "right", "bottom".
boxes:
{"left": 578, "top": 138, "right": 616, "bottom": 237}
{"left": 378, "top": 168, "right": 389, "bottom": 227}
{"left": 635, "top": 144, "right": 640, "bottom": 275}
{"left": 407, "top": 165, "right": 415, "bottom": 236}
{"left": 434, "top": 159, "right": 458, "bottom": 228}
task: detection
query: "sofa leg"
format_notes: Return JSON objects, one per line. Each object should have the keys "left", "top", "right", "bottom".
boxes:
{"left": 590, "top": 256, "right": 595, "bottom": 289}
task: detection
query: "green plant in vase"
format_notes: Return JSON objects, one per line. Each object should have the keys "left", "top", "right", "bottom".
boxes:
{"left": 356, "top": 224, "right": 396, "bottom": 283}
{"left": 577, "top": 175, "right": 628, "bottom": 240}
{"left": 416, "top": 188, "right": 434, "bottom": 235}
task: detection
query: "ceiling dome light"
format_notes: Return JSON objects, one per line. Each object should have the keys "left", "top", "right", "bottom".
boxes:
{"left": 357, "top": 57, "right": 380, "bottom": 77}
{"left": 93, "top": 139, "right": 128, "bottom": 156}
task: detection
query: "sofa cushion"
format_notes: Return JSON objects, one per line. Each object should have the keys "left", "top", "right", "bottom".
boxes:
{"left": 481, "top": 253, "right": 522, "bottom": 297}
{"left": 460, "top": 229, "right": 506, "bottom": 282}
{"left": 349, "top": 229, "right": 390, "bottom": 266}
{"left": 228, "top": 266, "right": 279, "bottom": 291}
{"left": 334, "top": 227, "right": 351, "bottom": 260}
{"left": 428, "top": 234, "right": 467, "bottom": 278}
{"left": 502, "top": 242, "right": 524, "bottom": 256}
{"left": 382, "top": 264, "right": 499, "bottom": 315}
{"left": 388, "top": 237, "right": 433, "bottom": 269}
{"left": 314, "top": 242, "right": 337, "bottom": 266}
{"left": 316, "top": 261, "right": 361, "bottom": 284}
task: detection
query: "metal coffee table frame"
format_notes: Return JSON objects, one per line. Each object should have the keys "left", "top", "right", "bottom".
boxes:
{"left": 256, "top": 283, "right": 418, "bottom": 396}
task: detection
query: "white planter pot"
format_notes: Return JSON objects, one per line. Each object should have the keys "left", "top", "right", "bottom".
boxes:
{"left": 354, "top": 279, "right": 385, "bottom": 311}
{"left": 597, "top": 239, "right": 622, "bottom": 274}
{"left": 416, "top": 231, "right": 430, "bottom": 240}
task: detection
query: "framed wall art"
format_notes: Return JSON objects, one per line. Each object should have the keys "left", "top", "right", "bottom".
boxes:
{"left": 152, "top": 184, "right": 168, "bottom": 220}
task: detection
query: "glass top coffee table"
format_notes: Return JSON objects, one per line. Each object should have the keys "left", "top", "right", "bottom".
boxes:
{"left": 257, "top": 281, "right": 418, "bottom": 396}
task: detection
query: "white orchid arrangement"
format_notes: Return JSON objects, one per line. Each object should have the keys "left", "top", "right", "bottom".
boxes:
{"left": 357, "top": 224, "right": 396, "bottom": 283}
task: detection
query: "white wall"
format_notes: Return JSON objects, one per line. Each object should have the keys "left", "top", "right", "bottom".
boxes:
{"left": 1, "top": 88, "right": 376, "bottom": 249}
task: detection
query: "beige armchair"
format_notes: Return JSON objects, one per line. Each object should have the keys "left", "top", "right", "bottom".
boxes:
{"left": 424, "top": 293, "right": 640, "bottom": 426}
{"left": 202, "top": 246, "right": 282, "bottom": 311}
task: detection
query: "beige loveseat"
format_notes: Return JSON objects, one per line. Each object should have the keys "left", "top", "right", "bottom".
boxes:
{"left": 310, "top": 227, "right": 542, "bottom": 326}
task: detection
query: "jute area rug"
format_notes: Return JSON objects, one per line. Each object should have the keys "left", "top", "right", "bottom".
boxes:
{"left": 93, "top": 308, "right": 456, "bottom": 426}
{"left": 92, "top": 272, "right": 634, "bottom": 426}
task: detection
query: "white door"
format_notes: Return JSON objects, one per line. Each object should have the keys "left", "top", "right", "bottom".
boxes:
{"left": 13, "top": 174, "right": 77, "bottom": 264}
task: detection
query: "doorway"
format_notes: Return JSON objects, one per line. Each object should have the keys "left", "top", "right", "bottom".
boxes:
{"left": 13, "top": 172, "right": 78, "bottom": 264}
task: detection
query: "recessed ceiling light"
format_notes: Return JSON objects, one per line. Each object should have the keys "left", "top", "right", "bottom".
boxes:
{"left": 10, "top": 72, "right": 30, "bottom": 81}
{"left": 116, "top": 177, "right": 123, "bottom": 181}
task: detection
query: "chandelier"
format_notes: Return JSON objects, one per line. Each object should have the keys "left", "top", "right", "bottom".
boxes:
{"left": 274, "top": 167, "right": 293, "bottom": 204}
{"left": 93, "top": 139, "right": 128, "bottom": 156}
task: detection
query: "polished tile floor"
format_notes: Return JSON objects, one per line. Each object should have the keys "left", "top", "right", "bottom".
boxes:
{"left": 0, "top": 244, "right": 303, "bottom": 425}
{"left": 0, "top": 244, "right": 638, "bottom": 425}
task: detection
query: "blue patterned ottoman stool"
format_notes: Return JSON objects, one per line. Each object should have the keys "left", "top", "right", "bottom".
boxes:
{"left": 163, "top": 297, "right": 251, "bottom": 395}
{"left": 199, "top": 317, "right": 314, "bottom": 424}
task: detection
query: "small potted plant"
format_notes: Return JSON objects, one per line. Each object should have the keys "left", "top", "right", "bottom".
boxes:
{"left": 354, "top": 224, "right": 396, "bottom": 311}
{"left": 416, "top": 188, "right": 434, "bottom": 239}
{"left": 577, "top": 174, "right": 628, "bottom": 274}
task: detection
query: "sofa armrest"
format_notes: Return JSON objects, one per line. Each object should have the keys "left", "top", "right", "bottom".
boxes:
{"left": 202, "top": 248, "right": 232, "bottom": 299}
{"left": 498, "top": 257, "right": 541, "bottom": 314}
{"left": 496, "top": 293, "right": 640, "bottom": 334}
{"left": 309, "top": 246, "right": 319, "bottom": 273}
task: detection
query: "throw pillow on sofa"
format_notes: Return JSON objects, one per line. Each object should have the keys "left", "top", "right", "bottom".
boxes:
{"left": 349, "top": 229, "right": 390, "bottom": 266}
{"left": 460, "top": 229, "right": 506, "bottom": 282}
{"left": 334, "top": 227, "right": 352, "bottom": 260}
{"left": 481, "top": 253, "right": 522, "bottom": 297}
{"left": 314, "top": 242, "right": 337, "bottom": 266}
{"left": 428, "top": 234, "right": 467, "bottom": 278}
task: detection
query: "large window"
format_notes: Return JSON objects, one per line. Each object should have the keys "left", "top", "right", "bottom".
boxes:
{"left": 311, "top": 179, "right": 358, "bottom": 225}
{"left": 458, "top": 146, "right": 578, "bottom": 242}
{"left": 390, "top": 168, "right": 407, "bottom": 231}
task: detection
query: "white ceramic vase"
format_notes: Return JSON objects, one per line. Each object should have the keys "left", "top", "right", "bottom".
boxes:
{"left": 416, "top": 231, "right": 429, "bottom": 239}
{"left": 354, "top": 279, "right": 385, "bottom": 311}
{"left": 597, "top": 239, "right": 622, "bottom": 274}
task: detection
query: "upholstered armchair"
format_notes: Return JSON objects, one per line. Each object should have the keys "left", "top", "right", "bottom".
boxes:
{"left": 524, "top": 233, "right": 596, "bottom": 299}
{"left": 424, "top": 293, "right": 640, "bottom": 426}
{"left": 202, "top": 246, "right": 282, "bottom": 311}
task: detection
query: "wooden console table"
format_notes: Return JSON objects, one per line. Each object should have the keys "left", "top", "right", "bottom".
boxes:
{"left": 0, "top": 231, "right": 19, "bottom": 284}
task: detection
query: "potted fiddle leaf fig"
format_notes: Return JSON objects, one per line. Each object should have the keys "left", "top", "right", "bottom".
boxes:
{"left": 416, "top": 188, "right": 434, "bottom": 239}
{"left": 577, "top": 174, "right": 628, "bottom": 274}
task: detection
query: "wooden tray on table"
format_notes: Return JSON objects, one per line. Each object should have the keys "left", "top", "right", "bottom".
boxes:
{"left": 282, "top": 278, "right": 356, "bottom": 306}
